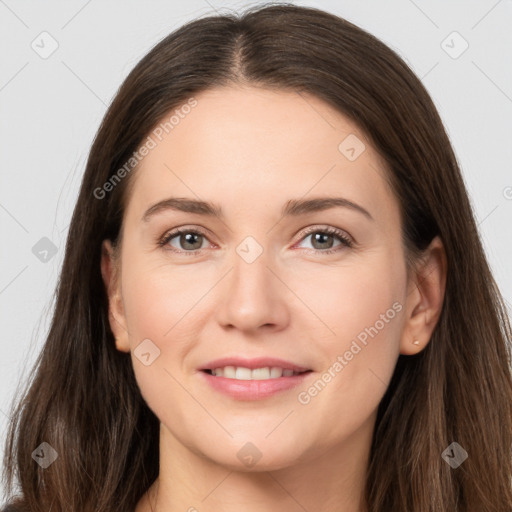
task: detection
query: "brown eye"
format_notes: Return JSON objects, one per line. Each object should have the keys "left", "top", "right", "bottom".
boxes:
{"left": 309, "top": 232, "right": 336, "bottom": 250}
{"left": 159, "top": 229, "right": 209, "bottom": 253}
{"left": 175, "top": 232, "right": 204, "bottom": 251}
{"left": 296, "top": 226, "right": 353, "bottom": 254}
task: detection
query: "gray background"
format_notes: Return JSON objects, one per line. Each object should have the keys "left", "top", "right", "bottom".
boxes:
{"left": 1, "top": 0, "right": 511, "bottom": 500}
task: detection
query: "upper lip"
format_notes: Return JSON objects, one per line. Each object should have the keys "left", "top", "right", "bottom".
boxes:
{"left": 200, "top": 357, "right": 311, "bottom": 372}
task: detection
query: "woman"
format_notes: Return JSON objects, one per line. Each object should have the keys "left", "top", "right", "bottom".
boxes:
{"left": 2, "top": 4, "right": 512, "bottom": 512}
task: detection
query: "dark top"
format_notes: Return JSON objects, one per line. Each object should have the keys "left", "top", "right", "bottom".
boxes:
{"left": 1, "top": 505, "right": 21, "bottom": 512}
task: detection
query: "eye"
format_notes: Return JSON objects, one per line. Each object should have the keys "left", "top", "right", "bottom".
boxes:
{"left": 295, "top": 226, "right": 353, "bottom": 254}
{"left": 158, "top": 228, "right": 211, "bottom": 255}
{"left": 158, "top": 225, "right": 353, "bottom": 256}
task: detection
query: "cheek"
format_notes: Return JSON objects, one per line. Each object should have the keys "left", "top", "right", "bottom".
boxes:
{"left": 119, "top": 261, "right": 205, "bottom": 416}
{"left": 298, "top": 250, "right": 406, "bottom": 384}
{"left": 121, "top": 254, "right": 207, "bottom": 342}
{"left": 292, "top": 247, "right": 405, "bottom": 346}
{"left": 293, "top": 250, "right": 405, "bottom": 433}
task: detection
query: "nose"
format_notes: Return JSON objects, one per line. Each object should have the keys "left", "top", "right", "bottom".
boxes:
{"left": 214, "top": 245, "right": 290, "bottom": 334}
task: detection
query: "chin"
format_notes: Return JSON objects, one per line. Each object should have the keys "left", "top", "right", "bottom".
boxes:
{"left": 200, "top": 440, "right": 310, "bottom": 473}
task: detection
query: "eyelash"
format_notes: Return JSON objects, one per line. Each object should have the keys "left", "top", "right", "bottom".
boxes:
{"left": 157, "top": 225, "right": 353, "bottom": 257}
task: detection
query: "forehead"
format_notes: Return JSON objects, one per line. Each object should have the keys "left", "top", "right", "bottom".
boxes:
{"left": 124, "top": 85, "right": 398, "bottom": 226}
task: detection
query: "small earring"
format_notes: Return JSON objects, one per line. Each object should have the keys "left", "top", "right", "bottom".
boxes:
{"left": 412, "top": 339, "right": 420, "bottom": 346}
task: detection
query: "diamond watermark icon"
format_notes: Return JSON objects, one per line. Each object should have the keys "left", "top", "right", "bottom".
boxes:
{"left": 32, "top": 442, "right": 58, "bottom": 469}
{"left": 441, "top": 441, "right": 468, "bottom": 469}
{"left": 338, "top": 134, "right": 366, "bottom": 161}
{"left": 32, "top": 237, "right": 58, "bottom": 263}
{"left": 236, "top": 236, "right": 263, "bottom": 264}
{"left": 237, "top": 442, "right": 262, "bottom": 468}
{"left": 31, "top": 31, "right": 59, "bottom": 59}
{"left": 134, "top": 338, "right": 161, "bottom": 366}
{"left": 441, "top": 31, "right": 469, "bottom": 59}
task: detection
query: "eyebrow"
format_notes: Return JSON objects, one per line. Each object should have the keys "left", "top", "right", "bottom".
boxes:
{"left": 141, "top": 196, "right": 374, "bottom": 222}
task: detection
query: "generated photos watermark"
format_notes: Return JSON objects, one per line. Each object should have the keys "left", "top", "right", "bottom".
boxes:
{"left": 297, "top": 300, "right": 403, "bottom": 405}
{"left": 93, "top": 97, "right": 198, "bottom": 200}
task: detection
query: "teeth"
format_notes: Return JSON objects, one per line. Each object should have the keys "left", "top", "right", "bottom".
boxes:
{"left": 235, "top": 367, "right": 252, "bottom": 380}
{"left": 210, "top": 366, "right": 305, "bottom": 380}
{"left": 251, "top": 367, "right": 270, "bottom": 380}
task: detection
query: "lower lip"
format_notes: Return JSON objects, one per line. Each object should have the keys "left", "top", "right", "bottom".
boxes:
{"left": 200, "top": 371, "right": 312, "bottom": 400}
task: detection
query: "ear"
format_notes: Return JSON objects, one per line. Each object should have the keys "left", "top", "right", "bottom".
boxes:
{"left": 100, "top": 239, "right": 130, "bottom": 353}
{"left": 400, "top": 235, "right": 447, "bottom": 355}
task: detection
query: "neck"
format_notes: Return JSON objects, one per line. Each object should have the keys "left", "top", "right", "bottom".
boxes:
{"left": 136, "top": 416, "right": 375, "bottom": 512}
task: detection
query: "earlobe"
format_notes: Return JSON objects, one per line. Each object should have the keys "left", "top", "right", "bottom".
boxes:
{"left": 399, "top": 236, "right": 447, "bottom": 355}
{"left": 100, "top": 239, "right": 131, "bottom": 353}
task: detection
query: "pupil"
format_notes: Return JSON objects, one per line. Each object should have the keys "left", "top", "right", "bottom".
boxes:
{"left": 313, "top": 232, "right": 333, "bottom": 249}
{"left": 182, "top": 233, "right": 201, "bottom": 249}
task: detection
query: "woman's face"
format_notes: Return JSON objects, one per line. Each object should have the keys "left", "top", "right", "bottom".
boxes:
{"left": 103, "top": 85, "right": 415, "bottom": 471}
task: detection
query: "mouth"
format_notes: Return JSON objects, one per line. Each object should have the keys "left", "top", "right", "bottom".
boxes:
{"left": 199, "top": 363, "right": 314, "bottom": 400}
{"left": 202, "top": 366, "right": 312, "bottom": 380}
{"left": 199, "top": 356, "right": 312, "bottom": 380}
{"left": 198, "top": 357, "right": 313, "bottom": 399}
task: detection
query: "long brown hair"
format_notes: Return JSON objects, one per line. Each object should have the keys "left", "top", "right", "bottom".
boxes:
{"left": 3, "top": 4, "right": 512, "bottom": 511}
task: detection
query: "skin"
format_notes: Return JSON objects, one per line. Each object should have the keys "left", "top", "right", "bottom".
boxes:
{"left": 101, "top": 85, "right": 446, "bottom": 512}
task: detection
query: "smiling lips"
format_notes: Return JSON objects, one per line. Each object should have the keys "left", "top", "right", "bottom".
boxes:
{"left": 205, "top": 366, "right": 306, "bottom": 379}
{"left": 199, "top": 357, "right": 313, "bottom": 400}
{"left": 201, "top": 356, "right": 311, "bottom": 376}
